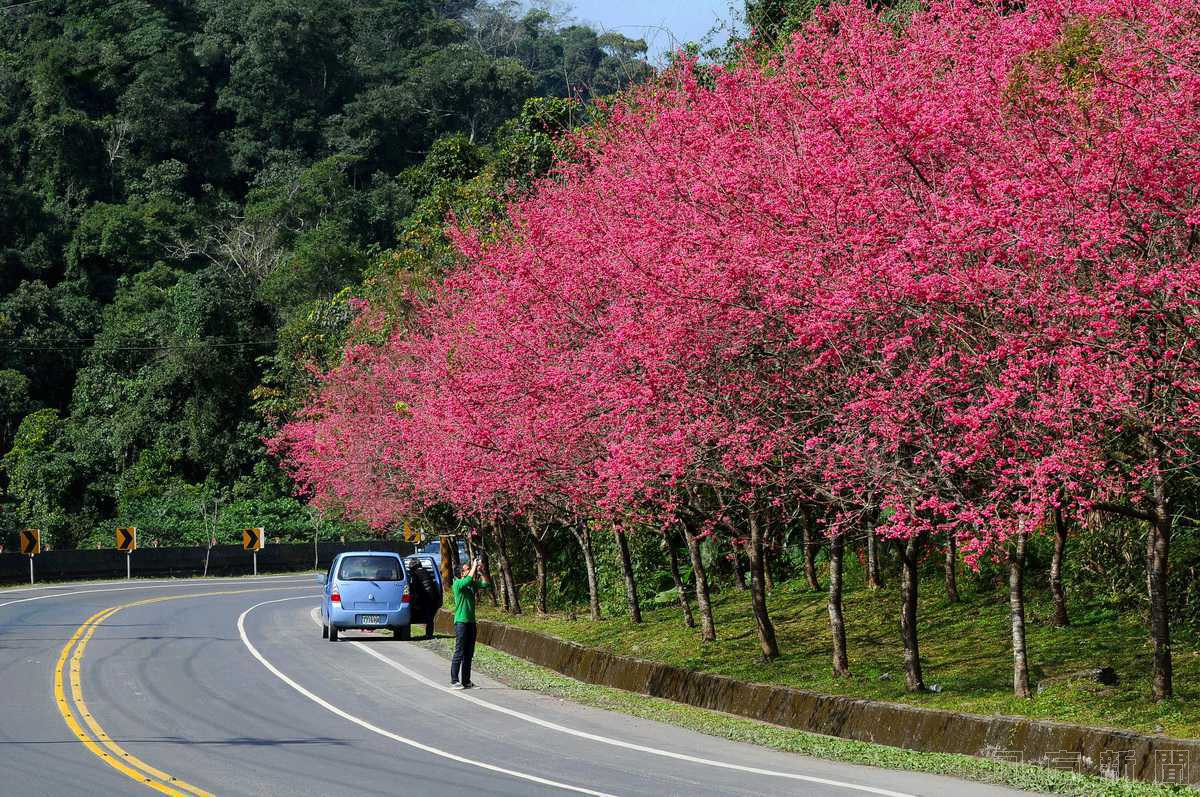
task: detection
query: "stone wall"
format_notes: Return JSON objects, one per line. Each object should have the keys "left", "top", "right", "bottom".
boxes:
{"left": 437, "top": 611, "right": 1199, "bottom": 787}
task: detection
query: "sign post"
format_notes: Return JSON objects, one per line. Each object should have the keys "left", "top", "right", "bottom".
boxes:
{"left": 19, "top": 528, "right": 40, "bottom": 584}
{"left": 242, "top": 527, "right": 264, "bottom": 575}
{"left": 115, "top": 527, "right": 137, "bottom": 579}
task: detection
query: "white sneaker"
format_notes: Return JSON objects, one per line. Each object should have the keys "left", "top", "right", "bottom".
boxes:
{"left": 450, "top": 682, "right": 465, "bottom": 690}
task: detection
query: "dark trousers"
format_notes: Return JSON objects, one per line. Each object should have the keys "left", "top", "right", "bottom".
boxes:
{"left": 451, "top": 621, "right": 477, "bottom": 684}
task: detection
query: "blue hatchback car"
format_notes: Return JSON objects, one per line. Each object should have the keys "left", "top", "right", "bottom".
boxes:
{"left": 318, "top": 552, "right": 413, "bottom": 641}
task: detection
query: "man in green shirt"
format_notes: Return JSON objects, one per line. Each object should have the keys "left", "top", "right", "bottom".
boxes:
{"left": 450, "top": 556, "right": 488, "bottom": 688}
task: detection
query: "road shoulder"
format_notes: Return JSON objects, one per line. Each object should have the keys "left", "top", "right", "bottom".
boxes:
{"left": 411, "top": 637, "right": 1188, "bottom": 797}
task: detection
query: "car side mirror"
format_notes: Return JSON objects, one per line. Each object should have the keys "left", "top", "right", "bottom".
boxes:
{"left": 315, "top": 573, "right": 327, "bottom": 585}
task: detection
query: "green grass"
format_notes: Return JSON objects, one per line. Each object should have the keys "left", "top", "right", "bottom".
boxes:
{"left": 477, "top": 573, "right": 1200, "bottom": 739}
{"left": 415, "top": 636, "right": 1196, "bottom": 797}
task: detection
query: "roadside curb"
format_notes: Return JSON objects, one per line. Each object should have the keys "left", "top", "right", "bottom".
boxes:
{"left": 436, "top": 610, "right": 1199, "bottom": 786}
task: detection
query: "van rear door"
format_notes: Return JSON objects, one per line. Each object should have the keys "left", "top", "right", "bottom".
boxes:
{"left": 404, "top": 554, "right": 442, "bottom": 620}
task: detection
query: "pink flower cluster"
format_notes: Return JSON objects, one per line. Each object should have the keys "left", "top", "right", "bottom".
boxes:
{"left": 273, "top": 0, "right": 1200, "bottom": 562}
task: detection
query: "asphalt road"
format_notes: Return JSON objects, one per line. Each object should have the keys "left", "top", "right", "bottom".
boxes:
{"left": 0, "top": 575, "right": 1044, "bottom": 797}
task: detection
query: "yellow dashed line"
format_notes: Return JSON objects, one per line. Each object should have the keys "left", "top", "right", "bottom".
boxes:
{"left": 56, "top": 587, "right": 305, "bottom": 796}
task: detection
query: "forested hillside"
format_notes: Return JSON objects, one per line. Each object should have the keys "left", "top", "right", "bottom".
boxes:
{"left": 0, "top": 0, "right": 651, "bottom": 548}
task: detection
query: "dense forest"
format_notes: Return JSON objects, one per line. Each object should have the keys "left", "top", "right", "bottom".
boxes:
{"left": 0, "top": 0, "right": 654, "bottom": 548}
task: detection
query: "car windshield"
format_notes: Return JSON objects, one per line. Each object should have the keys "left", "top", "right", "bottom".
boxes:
{"left": 337, "top": 556, "right": 403, "bottom": 581}
{"left": 419, "top": 539, "right": 468, "bottom": 560}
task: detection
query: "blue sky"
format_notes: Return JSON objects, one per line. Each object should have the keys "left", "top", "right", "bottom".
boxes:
{"left": 565, "top": 0, "right": 739, "bottom": 62}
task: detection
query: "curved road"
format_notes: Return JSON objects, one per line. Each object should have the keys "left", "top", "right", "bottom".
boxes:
{"left": 0, "top": 575, "right": 1039, "bottom": 797}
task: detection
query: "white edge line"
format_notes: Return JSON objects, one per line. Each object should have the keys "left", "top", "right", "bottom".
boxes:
{"left": 305, "top": 608, "right": 917, "bottom": 797}
{"left": 239, "top": 596, "right": 616, "bottom": 797}
{"left": 0, "top": 574, "right": 316, "bottom": 610}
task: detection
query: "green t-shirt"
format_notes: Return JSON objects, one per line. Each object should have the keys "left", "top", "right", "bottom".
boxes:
{"left": 452, "top": 575, "right": 486, "bottom": 623}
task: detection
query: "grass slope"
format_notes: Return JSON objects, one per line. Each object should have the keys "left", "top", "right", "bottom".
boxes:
{"left": 478, "top": 570, "right": 1199, "bottom": 738}
{"left": 416, "top": 637, "right": 1195, "bottom": 797}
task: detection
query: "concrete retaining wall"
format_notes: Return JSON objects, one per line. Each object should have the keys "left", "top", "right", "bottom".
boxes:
{"left": 0, "top": 540, "right": 415, "bottom": 584}
{"left": 437, "top": 611, "right": 1199, "bottom": 786}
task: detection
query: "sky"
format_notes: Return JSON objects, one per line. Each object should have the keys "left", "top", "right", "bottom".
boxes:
{"left": 564, "top": 0, "right": 740, "bottom": 63}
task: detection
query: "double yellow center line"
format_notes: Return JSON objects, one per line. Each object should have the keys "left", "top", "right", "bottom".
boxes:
{"left": 55, "top": 587, "right": 304, "bottom": 795}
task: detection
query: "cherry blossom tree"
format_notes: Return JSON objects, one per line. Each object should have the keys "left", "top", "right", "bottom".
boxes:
{"left": 275, "top": 0, "right": 1200, "bottom": 701}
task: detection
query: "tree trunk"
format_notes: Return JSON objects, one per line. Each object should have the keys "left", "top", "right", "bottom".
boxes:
{"left": 1009, "top": 528, "right": 1031, "bottom": 699}
{"left": 866, "top": 528, "right": 882, "bottom": 589}
{"left": 313, "top": 515, "right": 321, "bottom": 571}
{"left": 439, "top": 534, "right": 454, "bottom": 597}
{"left": 571, "top": 523, "right": 601, "bottom": 621}
{"left": 498, "top": 569, "right": 510, "bottom": 611}
{"left": 614, "top": 525, "right": 642, "bottom": 623}
{"left": 828, "top": 532, "right": 850, "bottom": 677}
{"left": 490, "top": 521, "right": 520, "bottom": 615}
{"left": 1144, "top": 434, "right": 1173, "bottom": 701}
{"left": 1148, "top": 510, "right": 1173, "bottom": 701}
{"left": 897, "top": 537, "right": 926, "bottom": 692}
{"left": 523, "top": 516, "right": 547, "bottom": 614}
{"left": 500, "top": 526, "right": 521, "bottom": 615}
{"left": 732, "top": 540, "right": 748, "bottom": 590}
{"left": 447, "top": 533, "right": 462, "bottom": 577}
{"left": 747, "top": 509, "right": 780, "bottom": 659}
{"left": 1050, "top": 508, "right": 1070, "bottom": 627}
{"left": 944, "top": 534, "right": 960, "bottom": 603}
{"left": 801, "top": 507, "right": 820, "bottom": 591}
{"left": 529, "top": 526, "right": 548, "bottom": 615}
{"left": 681, "top": 520, "right": 716, "bottom": 641}
{"left": 478, "top": 537, "right": 499, "bottom": 607}
{"left": 661, "top": 529, "right": 695, "bottom": 628}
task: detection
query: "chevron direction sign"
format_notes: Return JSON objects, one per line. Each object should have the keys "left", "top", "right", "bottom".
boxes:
{"left": 116, "top": 527, "right": 137, "bottom": 553}
{"left": 242, "top": 527, "right": 264, "bottom": 552}
{"left": 19, "top": 529, "right": 39, "bottom": 556}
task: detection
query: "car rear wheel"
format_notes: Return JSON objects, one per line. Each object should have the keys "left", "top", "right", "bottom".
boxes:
{"left": 328, "top": 625, "right": 339, "bottom": 641}
{"left": 393, "top": 624, "right": 411, "bottom": 641}
{"left": 322, "top": 623, "right": 328, "bottom": 639}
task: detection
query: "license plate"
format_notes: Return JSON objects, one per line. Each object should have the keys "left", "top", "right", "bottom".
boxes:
{"left": 358, "top": 614, "right": 385, "bottom": 625}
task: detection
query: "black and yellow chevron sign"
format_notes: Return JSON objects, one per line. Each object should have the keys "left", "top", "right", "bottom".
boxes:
{"left": 115, "top": 527, "right": 137, "bottom": 552}
{"left": 19, "top": 528, "right": 40, "bottom": 556}
{"left": 242, "top": 527, "right": 264, "bottom": 551}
